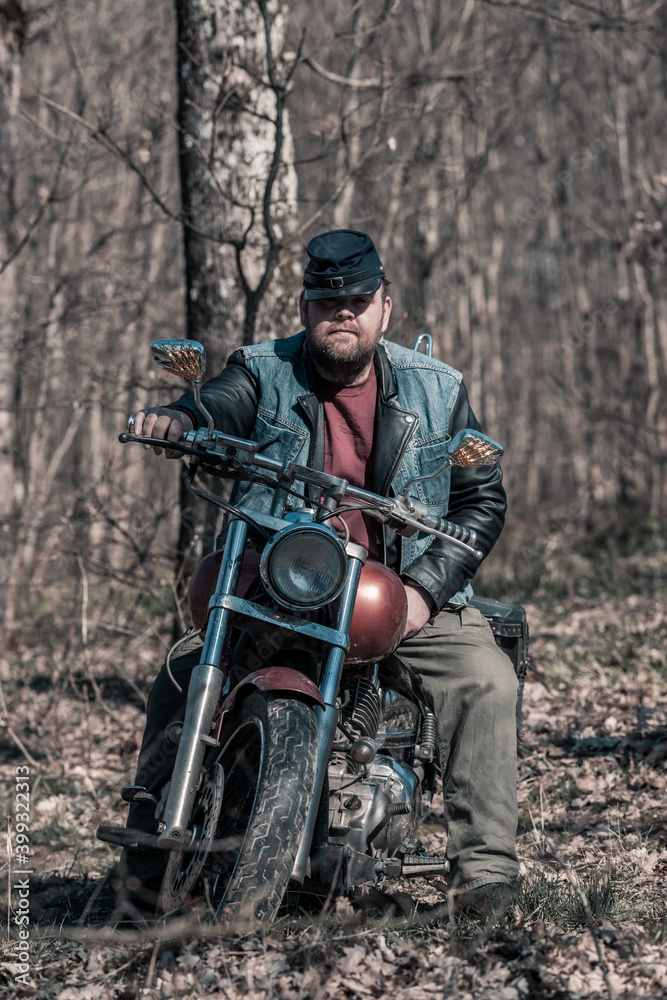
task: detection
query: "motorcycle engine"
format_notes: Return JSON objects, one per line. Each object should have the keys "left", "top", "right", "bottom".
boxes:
{"left": 328, "top": 754, "right": 421, "bottom": 858}
{"left": 329, "top": 672, "right": 422, "bottom": 858}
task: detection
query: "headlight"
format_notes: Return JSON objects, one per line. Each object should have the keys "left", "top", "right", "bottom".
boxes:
{"left": 260, "top": 524, "right": 348, "bottom": 610}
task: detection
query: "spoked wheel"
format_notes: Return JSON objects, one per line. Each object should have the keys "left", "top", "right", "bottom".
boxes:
{"left": 203, "top": 690, "right": 317, "bottom": 925}
{"left": 158, "top": 762, "right": 225, "bottom": 915}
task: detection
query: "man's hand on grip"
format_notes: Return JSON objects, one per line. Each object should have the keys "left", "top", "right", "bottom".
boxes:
{"left": 132, "top": 407, "right": 195, "bottom": 459}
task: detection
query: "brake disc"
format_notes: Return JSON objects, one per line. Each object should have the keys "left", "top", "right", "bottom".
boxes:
{"left": 159, "top": 763, "right": 225, "bottom": 914}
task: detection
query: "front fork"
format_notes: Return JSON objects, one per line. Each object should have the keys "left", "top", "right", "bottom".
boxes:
{"left": 157, "top": 521, "right": 366, "bottom": 874}
{"left": 157, "top": 518, "right": 248, "bottom": 848}
{"left": 290, "top": 542, "right": 367, "bottom": 885}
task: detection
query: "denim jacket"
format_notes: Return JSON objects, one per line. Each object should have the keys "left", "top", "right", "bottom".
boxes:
{"left": 174, "top": 332, "right": 506, "bottom": 610}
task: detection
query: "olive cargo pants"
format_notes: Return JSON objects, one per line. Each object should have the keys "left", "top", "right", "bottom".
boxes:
{"left": 396, "top": 604, "right": 519, "bottom": 891}
{"left": 121, "top": 605, "right": 519, "bottom": 895}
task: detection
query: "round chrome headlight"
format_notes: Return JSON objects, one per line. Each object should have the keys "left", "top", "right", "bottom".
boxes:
{"left": 260, "top": 524, "right": 348, "bottom": 610}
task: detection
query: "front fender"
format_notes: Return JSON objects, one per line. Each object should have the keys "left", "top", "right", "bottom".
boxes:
{"left": 214, "top": 667, "right": 324, "bottom": 742}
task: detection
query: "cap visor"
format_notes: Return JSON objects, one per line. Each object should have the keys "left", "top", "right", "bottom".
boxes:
{"left": 303, "top": 276, "right": 384, "bottom": 301}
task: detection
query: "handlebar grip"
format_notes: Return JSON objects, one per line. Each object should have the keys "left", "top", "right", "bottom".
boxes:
{"left": 433, "top": 517, "right": 477, "bottom": 548}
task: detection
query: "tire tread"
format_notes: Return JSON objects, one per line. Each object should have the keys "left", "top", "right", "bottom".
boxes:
{"left": 214, "top": 692, "right": 317, "bottom": 924}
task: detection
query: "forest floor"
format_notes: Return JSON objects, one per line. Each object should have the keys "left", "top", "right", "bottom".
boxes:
{"left": 1, "top": 527, "right": 667, "bottom": 999}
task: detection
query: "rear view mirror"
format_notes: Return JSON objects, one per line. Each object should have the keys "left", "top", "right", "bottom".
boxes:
{"left": 151, "top": 339, "right": 206, "bottom": 384}
{"left": 400, "top": 428, "right": 503, "bottom": 499}
{"left": 150, "top": 339, "right": 213, "bottom": 436}
{"left": 447, "top": 430, "right": 504, "bottom": 467}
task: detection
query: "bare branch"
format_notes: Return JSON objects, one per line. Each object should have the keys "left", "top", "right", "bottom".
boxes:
{"left": 301, "top": 55, "right": 383, "bottom": 89}
{"left": 0, "top": 142, "right": 67, "bottom": 276}
{"left": 35, "top": 94, "right": 244, "bottom": 250}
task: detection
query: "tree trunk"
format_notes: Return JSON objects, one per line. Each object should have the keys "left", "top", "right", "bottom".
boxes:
{"left": 174, "top": 0, "right": 297, "bottom": 365}
{"left": 0, "top": 3, "right": 25, "bottom": 554}
{"left": 174, "top": 0, "right": 298, "bottom": 576}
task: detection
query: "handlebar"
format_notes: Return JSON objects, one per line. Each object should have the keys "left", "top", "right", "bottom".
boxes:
{"left": 118, "top": 431, "right": 207, "bottom": 459}
{"left": 120, "top": 426, "right": 484, "bottom": 561}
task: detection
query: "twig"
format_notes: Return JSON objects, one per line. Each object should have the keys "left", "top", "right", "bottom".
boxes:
{"left": 477, "top": 0, "right": 646, "bottom": 32}
{"left": 0, "top": 144, "right": 68, "bottom": 277}
{"left": 146, "top": 941, "right": 160, "bottom": 989}
{"left": 301, "top": 55, "right": 382, "bottom": 89}
{"left": 527, "top": 804, "right": 545, "bottom": 855}
{"left": 171, "top": 580, "right": 188, "bottom": 639}
{"left": 81, "top": 685, "right": 98, "bottom": 796}
{"left": 171, "top": 534, "right": 199, "bottom": 637}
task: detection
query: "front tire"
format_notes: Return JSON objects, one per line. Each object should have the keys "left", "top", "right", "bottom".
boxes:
{"left": 204, "top": 690, "right": 317, "bottom": 924}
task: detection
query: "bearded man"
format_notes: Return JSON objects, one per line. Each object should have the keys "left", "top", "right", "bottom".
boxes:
{"left": 118, "top": 230, "right": 519, "bottom": 924}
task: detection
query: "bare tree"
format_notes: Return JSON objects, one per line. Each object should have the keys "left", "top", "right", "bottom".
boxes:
{"left": 0, "top": 1, "right": 26, "bottom": 559}
{"left": 173, "top": 0, "right": 300, "bottom": 566}
{"left": 2, "top": 1, "right": 186, "bottom": 634}
{"left": 174, "top": 0, "right": 298, "bottom": 368}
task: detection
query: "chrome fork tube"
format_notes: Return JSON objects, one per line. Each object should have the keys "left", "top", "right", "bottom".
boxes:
{"left": 290, "top": 543, "right": 367, "bottom": 885}
{"left": 158, "top": 518, "right": 248, "bottom": 848}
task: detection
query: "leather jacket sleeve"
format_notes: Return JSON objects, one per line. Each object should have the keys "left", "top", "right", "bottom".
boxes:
{"left": 169, "top": 350, "right": 260, "bottom": 438}
{"left": 401, "top": 382, "right": 507, "bottom": 611}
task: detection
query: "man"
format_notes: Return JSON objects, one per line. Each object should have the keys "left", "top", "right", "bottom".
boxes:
{"left": 121, "top": 229, "right": 518, "bottom": 922}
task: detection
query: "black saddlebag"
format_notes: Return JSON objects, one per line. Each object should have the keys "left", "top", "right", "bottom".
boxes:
{"left": 469, "top": 595, "right": 530, "bottom": 729}
{"left": 469, "top": 595, "right": 529, "bottom": 682}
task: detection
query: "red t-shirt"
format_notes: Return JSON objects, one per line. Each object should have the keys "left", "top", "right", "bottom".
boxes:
{"left": 319, "top": 365, "right": 380, "bottom": 559}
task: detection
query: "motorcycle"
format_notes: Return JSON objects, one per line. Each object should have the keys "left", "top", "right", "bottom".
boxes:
{"left": 97, "top": 338, "right": 526, "bottom": 924}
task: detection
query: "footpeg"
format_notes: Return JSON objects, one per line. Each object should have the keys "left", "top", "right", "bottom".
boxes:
{"left": 401, "top": 854, "right": 450, "bottom": 876}
{"left": 96, "top": 825, "right": 162, "bottom": 852}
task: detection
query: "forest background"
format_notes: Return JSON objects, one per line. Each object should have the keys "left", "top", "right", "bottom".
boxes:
{"left": 1, "top": 2, "right": 667, "bottom": 998}
{"left": 2, "top": 0, "right": 666, "bottom": 621}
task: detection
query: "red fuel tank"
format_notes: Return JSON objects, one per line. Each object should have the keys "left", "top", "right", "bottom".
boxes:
{"left": 345, "top": 561, "right": 407, "bottom": 665}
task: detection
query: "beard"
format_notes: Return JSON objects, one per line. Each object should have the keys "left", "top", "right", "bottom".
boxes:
{"left": 304, "top": 316, "right": 380, "bottom": 384}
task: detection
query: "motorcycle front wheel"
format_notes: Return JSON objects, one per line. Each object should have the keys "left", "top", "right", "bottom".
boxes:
{"left": 203, "top": 689, "right": 317, "bottom": 925}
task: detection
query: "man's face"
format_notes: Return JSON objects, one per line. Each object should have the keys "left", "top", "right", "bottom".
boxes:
{"left": 299, "top": 287, "right": 392, "bottom": 385}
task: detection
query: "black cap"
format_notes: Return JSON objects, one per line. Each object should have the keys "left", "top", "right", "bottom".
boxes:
{"left": 303, "top": 229, "right": 385, "bottom": 300}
